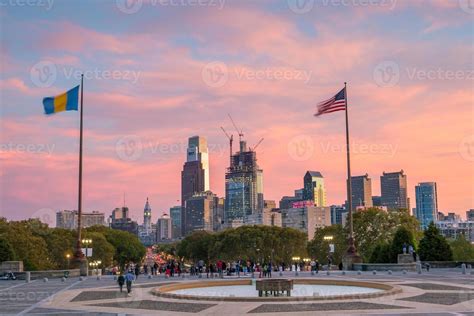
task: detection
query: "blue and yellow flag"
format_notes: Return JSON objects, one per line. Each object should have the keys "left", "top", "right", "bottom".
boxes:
{"left": 43, "top": 85, "right": 79, "bottom": 115}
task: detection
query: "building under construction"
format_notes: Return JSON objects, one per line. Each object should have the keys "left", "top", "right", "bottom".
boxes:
{"left": 224, "top": 140, "right": 264, "bottom": 222}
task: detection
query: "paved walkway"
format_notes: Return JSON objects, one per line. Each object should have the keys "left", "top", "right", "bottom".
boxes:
{"left": 1, "top": 269, "right": 473, "bottom": 315}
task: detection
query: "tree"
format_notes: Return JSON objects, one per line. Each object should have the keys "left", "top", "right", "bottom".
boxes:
{"left": 450, "top": 235, "right": 474, "bottom": 261}
{"left": 418, "top": 222, "right": 453, "bottom": 261}
{"left": 351, "top": 208, "right": 420, "bottom": 262}
{"left": 307, "top": 225, "right": 346, "bottom": 264}
{"left": 390, "top": 226, "right": 416, "bottom": 262}
{"left": 103, "top": 229, "right": 146, "bottom": 269}
{"left": 369, "top": 242, "right": 391, "bottom": 263}
{"left": 84, "top": 232, "right": 115, "bottom": 268}
{"left": 43, "top": 228, "right": 75, "bottom": 269}
{"left": 0, "top": 237, "right": 16, "bottom": 261}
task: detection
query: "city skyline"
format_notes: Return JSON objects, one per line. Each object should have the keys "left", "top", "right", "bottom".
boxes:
{"left": 0, "top": 1, "right": 472, "bottom": 221}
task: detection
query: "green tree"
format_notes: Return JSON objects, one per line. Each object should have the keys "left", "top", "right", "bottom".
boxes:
{"left": 418, "top": 222, "right": 453, "bottom": 261}
{"left": 369, "top": 242, "right": 391, "bottom": 263}
{"left": 84, "top": 232, "right": 115, "bottom": 268}
{"left": 43, "top": 228, "right": 75, "bottom": 269}
{"left": 450, "top": 234, "right": 474, "bottom": 261}
{"left": 0, "top": 237, "right": 16, "bottom": 261}
{"left": 390, "top": 226, "right": 416, "bottom": 262}
{"left": 103, "top": 229, "right": 146, "bottom": 269}
{"left": 307, "top": 225, "right": 346, "bottom": 265}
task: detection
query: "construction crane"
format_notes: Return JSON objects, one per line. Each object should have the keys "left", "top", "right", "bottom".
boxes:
{"left": 220, "top": 126, "right": 233, "bottom": 167}
{"left": 250, "top": 138, "right": 264, "bottom": 152}
{"left": 228, "top": 113, "right": 244, "bottom": 142}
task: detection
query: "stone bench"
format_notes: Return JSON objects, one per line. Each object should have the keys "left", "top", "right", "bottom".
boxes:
{"left": 256, "top": 279, "right": 293, "bottom": 297}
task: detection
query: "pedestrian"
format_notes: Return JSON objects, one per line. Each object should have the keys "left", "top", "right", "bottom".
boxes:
{"left": 236, "top": 260, "right": 241, "bottom": 277}
{"left": 125, "top": 270, "right": 135, "bottom": 295}
{"left": 134, "top": 264, "right": 140, "bottom": 279}
{"left": 117, "top": 273, "right": 125, "bottom": 292}
{"left": 412, "top": 251, "right": 417, "bottom": 262}
{"left": 153, "top": 262, "right": 158, "bottom": 275}
{"left": 315, "top": 260, "right": 319, "bottom": 274}
{"left": 268, "top": 262, "right": 272, "bottom": 278}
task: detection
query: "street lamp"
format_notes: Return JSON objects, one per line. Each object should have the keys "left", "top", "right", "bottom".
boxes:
{"left": 66, "top": 254, "right": 71, "bottom": 269}
{"left": 81, "top": 238, "right": 92, "bottom": 257}
{"left": 291, "top": 256, "right": 300, "bottom": 276}
{"left": 324, "top": 236, "right": 334, "bottom": 270}
{"left": 303, "top": 258, "right": 310, "bottom": 272}
{"left": 89, "top": 260, "right": 102, "bottom": 276}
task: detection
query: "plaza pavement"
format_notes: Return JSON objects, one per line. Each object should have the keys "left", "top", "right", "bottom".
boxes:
{"left": 0, "top": 268, "right": 473, "bottom": 316}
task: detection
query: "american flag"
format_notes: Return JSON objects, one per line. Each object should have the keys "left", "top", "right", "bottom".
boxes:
{"left": 315, "top": 87, "right": 346, "bottom": 116}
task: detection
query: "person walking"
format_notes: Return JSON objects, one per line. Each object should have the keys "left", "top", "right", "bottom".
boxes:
{"left": 125, "top": 270, "right": 135, "bottom": 295}
{"left": 117, "top": 273, "right": 125, "bottom": 293}
{"left": 134, "top": 264, "right": 140, "bottom": 280}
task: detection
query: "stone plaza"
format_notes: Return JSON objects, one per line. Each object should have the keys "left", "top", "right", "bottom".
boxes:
{"left": 1, "top": 268, "right": 473, "bottom": 315}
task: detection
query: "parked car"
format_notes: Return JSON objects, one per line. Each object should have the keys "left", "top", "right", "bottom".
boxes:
{"left": 0, "top": 272, "right": 17, "bottom": 280}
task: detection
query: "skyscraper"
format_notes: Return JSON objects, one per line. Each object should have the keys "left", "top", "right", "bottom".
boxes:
{"left": 302, "top": 171, "right": 326, "bottom": 207}
{"left": 181, "top": 136, "right": 209, "bottom": 236}
{"left": 156, "top": 214, "right": 172, "bottom": 241}
{"left": 225, "top": 140, "right": 263, "bottom": 222}
{"left": 184, "top": 191, "right": 215, "bottom": 234}
{"left": 351, "top": 174, "right": 373, "bottom": 210}
{"left": 380, "top": 170, "right": 408, "bottom": 210}
{"left": 169, "top": 206, "right": 181, "bottom": 239}
{"left": 415, "top": 182, "right": 438, "bottom": 230}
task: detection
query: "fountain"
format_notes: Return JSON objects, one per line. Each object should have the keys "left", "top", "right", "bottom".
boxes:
{"left": 152, "top": 279, "right": 401, "bottom": 302}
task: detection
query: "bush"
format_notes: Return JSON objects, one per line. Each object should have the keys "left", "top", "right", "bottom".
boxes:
{"left": 390, "top": 226, "right": 416, "bottom": 262}
{"left": 369, "top": 242, "right": 391, "bottom": 263}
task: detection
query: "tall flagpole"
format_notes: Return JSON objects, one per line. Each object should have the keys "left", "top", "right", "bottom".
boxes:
{"left": 75, "top": 74, "right": 85, "bottom": 265}
{"left": 344, "top": 82, "right": 356, "bottom": 254}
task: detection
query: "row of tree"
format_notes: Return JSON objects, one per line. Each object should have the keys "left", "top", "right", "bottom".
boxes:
{"left": 174, "top": 208, "right": 473, "bottom": 265}
{"left": 0, "top": 218, "right": 146, "bottom": 271}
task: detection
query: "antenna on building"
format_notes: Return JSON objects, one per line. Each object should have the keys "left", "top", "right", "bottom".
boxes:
{"left": 220, "top": 126, "right": 233, "bottom": 167}
{"left": 123, "top": 192, "right": 126, "bottom": 207}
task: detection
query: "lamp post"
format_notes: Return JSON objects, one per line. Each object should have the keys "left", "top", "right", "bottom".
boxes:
{"left": 303, "top": 258, "right": 310, "bottom": 272}
{"left": 291, "top": 256, "right": 300, "bottom": 276}
{"left": 89, "top": 260, "right": 102, "bottom": 277}
{"left": 66, "top": 254, "right": 71, "bottom": 269}
{"left": 81, "top": 238, "right": 92, "bottom": 257}
{"left": 324, "top": 236, "right": 334, "bottom": 270}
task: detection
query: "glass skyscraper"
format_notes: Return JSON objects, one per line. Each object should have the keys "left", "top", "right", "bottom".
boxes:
{"left": 415, "top": 182, "right": 438, "bottom": 230}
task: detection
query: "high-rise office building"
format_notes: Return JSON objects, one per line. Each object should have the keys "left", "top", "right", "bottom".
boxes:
{"left": 372, "top": 196, "right": 382, "bottom": 207}
{"left": 181, "top": 136, "right": 209, "bottom": 236}
{"left": 225, "top": 140, "right": 263, "bottom": 222}
{"left": 415, "top": 182, "right": 438, "bottom": 230}
{"left": 351, "top": 174, "right": 373, "bottom": 210}
{"left": 56, "top": 210, "right": 106, "bottom": 229}
{"left": 303, "top": 171, "right": 326, "bottom": 207}
{"left": 380, "top": 170, "right": 408, "bottom": 210}
{"left": 466, "top": 209, "right": 474, "bottom": 222}
{"left": 184, "top": 191, "right": 215, "bottom": 234}
{"left": 212, "top": 196, "right": 225, "bottom": 231}
{"left": 156, "top": 214, "right": 172, "bottom": 241}
{"left": 330, "top": 205, "right": 346, "bottom": 225}
{"left": 281, "top": 206, "right": 331, "bottom": 240}
{"left": 169, "top": 206, "right": 181, "bottom": 239}
{"left": 110, "top": 206, "right": 138, "bottom": 235}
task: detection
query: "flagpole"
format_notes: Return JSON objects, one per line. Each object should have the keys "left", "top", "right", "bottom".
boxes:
{"left": 74, "top": 74, "right": 85, "bottom": 272}
{"left": 344, "top": 82, "right": 356, "bottom": 254}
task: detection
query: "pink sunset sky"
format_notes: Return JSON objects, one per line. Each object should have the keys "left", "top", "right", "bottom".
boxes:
{"left": 0, "top": 0, "right": 473, "bottom": 224}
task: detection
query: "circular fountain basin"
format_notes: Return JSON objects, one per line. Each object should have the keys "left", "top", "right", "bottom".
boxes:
{"left": 153, "top": 279, "right": 401, "bottom": 302}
